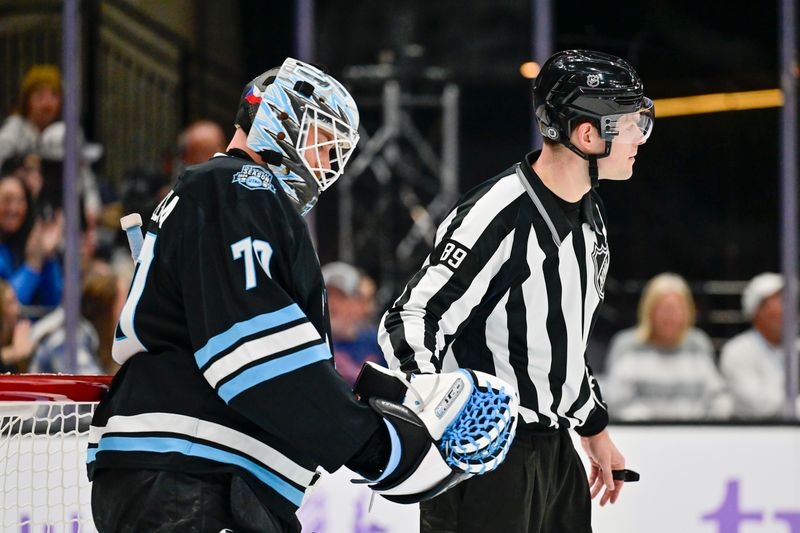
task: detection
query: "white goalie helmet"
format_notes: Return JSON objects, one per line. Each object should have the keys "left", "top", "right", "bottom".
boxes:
{"left": 240, "top": 58, "right": 360, "bottom": 215}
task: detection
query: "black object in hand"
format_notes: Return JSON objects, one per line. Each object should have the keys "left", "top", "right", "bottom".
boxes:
{"left": 612, "top": 469, "right": 640, "bottom": 482}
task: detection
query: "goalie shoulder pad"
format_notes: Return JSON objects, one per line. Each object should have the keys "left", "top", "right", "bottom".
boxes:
{"left": 353, "top": 362, "right": 519, "bottom": 503}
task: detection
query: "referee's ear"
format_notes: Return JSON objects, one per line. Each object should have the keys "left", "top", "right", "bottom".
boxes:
{"left": 571, "top": 121, "right": 602, "bottom": 155}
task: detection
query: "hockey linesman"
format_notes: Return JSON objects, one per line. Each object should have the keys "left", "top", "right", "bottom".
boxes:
{"left": 379, "top": 50, "right": 654, "bottom": 532}
{"left": 88, "top": 58, "right": 518, "bottom": 532}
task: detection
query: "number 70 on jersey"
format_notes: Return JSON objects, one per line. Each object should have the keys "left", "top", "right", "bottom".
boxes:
{"left": 231, "top": 236, "right": 273, "bottom": 290}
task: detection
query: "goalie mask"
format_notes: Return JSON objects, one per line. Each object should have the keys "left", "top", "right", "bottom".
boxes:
{"left": 533, "top": 50, "right": 654, "bottom": 187}
{"left": 237, "top": 58, "right": 360, "bottom": 216}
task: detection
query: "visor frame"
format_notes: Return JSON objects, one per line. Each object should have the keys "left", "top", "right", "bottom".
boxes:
{"left": 599, "top": 97, "right": 654, "bottom": 144}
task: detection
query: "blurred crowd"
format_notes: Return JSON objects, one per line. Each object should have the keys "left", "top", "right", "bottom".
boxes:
{"left": 0, "top": 64, "right": 226, "bottom": 378}
{"left": 1, "top": 64, "right": 796, "bottom": 421}
{"left": 602, "top": 271, "right": 795, "bottom": 421}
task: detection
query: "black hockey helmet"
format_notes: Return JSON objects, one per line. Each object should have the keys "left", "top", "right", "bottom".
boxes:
{"left": 533, "top": 50, "right": 653, "bottom": 186}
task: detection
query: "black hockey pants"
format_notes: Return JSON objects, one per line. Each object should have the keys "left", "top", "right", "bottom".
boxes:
{"left": 420, "top": 429, "right": 592, "bottom": 533}
{"left": 91, "top": 468, "right": 302, "bottom": 533}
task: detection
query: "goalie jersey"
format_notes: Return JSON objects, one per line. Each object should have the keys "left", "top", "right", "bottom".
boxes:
{"left": 88, "top": 152, "right": 381, "bottom": 520}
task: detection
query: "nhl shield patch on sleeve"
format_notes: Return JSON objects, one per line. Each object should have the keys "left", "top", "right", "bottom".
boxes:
{"left": 232, "top": 165, "right": 277, "bottom": 193}
{"left": 592, "top": 242, "right": 609, "bottom": 298}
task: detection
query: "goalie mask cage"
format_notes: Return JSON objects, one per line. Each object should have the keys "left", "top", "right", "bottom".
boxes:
{"left": 0, "top": 374, "right": 112, "bottom": 532}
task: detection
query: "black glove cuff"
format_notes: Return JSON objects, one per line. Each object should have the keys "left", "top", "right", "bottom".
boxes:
{"left": 345, "top": 422, "right": 391, "bottom": 480}
{"left": 353, "top": 362, "right": 407, "bottom": 403}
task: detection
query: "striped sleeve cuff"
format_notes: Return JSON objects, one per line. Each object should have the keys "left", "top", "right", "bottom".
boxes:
{"left": 574, "top": 405, "right": 608, "bottom": 437}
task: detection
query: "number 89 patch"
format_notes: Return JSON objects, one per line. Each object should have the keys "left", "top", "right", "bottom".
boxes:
{"left": 436, "top": 239, "right": 470, "bottom": 271}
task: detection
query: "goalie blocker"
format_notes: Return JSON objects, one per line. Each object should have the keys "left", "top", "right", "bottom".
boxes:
{"left": 352, "top": 362, "right": 519, "bottom": 503}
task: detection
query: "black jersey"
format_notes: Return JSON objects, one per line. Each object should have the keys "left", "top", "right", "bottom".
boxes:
{"left": 379, "top": 151, "right": 610, "bottom": 436}
{"left": 88, "top": 153, "right": 380, "bottom": 520}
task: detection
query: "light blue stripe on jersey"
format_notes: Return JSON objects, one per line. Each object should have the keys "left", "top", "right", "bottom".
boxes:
{"left": 217, "top": 343, "right": 331, "bottom": 403}
{"left": 195, "top": 304, "right": 306, "bottom": 367}
{"left": 86, "top": 436, "right": 304, "bottom": 506}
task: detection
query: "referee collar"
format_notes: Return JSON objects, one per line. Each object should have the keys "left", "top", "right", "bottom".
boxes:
{"left": 517, "top": 150, "right": 601, "bottom": 245}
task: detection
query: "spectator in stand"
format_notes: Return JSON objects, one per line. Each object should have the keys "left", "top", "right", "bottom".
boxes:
{"left": 0, "top": 279, "right": 34, "bottom": 372}
{"left": 1, "top": 153, "right": 44, "bottom": 201}
{"left": 37, "top": 121, "right": 103, "bottom": 220}
{"left": 81, "top": 270, "right": 124, "bottom": 374}
{"left": 29, "top": 272, "right": 122, "bottom": 375}
{"left": 119, "top": 166, "right": 173, "bottom": 224}
{"left": 0, "top": 173, "right": 63, "bottom": 307}
{"left": 719, "top": 273, "right": 794, "bottom": 419}
{"left": 0, "top": 65, "right": 102, "bottom": 219}
{"left": 102, "top": 166, "right": 172, "bottom": 276}
{"left": 357, "top": 269, "right": 378, "bottom": 324}
{"left": 177, "top": 120, "right": 226, "bottom": 170}
{"left": 605, "top": 273, "right": 732, "bottom": 420}
{"left": 0, "top": 65, "right": 62, "bottom": 169}
{"left": 322, "top": 262, "right": 385, "bottom": 385}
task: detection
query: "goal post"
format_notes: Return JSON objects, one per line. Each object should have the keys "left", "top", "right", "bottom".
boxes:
{"left": 0, "top": 374, "right": 112, "bottom": 532}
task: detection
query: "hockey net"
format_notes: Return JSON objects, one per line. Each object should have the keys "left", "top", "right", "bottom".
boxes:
{"left": 0, "top": 374, "right": 112, "bottom": 532}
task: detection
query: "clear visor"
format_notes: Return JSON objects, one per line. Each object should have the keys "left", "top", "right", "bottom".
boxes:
{"left": 297, "top": 107, "right": 360, "bottom": 190}
{"left": 600, "top": 97, "right": 654, "bottom": 144}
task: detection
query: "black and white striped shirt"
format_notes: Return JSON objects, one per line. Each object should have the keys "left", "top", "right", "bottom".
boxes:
{"left": 379, "top": 151, "right": 609, "bottom": 435}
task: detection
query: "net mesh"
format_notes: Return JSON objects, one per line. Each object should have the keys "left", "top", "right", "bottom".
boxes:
{"left": 439, "top": 385, "right": 515, "bottom": 475}
{"left": 0, "top": 391, "right": 101, "bottom": 532}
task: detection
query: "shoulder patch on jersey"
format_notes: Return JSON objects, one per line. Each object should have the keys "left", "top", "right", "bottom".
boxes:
{"left": 232, "top": 165, "right": 277, "bottom": 193}
{"left": 592, "top": 241, "right": 609, "bottom": 299}
{"left": 434, "top": 239, "right": 471, "bottom": 272}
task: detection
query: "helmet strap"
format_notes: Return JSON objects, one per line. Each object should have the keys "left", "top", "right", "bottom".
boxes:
{"left": 588, "top": 155, "right": 599, "bottom": 189}
{"left": 258, "top": 150, "right": 284, "bottom": 166}
{"left": 559, "top": 138, "right": 612, "bottom": 190}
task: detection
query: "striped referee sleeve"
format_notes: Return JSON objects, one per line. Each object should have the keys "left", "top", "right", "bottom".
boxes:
{"left": 379, "top": 175, "right": 525, "bottom": 373}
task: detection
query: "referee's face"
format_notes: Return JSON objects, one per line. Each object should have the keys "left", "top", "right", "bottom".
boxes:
{"left": 598, "top": 139, "right": 642, "bottom": 181}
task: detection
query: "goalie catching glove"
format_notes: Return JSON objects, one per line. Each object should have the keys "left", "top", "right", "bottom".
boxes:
{"left": 352, "top": 362, "right": 519, "bottom": 503}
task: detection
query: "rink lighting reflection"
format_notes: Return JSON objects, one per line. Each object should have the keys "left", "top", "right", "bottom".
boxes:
{"left": 654, "top": 88, "right": 784, "bottom": 118}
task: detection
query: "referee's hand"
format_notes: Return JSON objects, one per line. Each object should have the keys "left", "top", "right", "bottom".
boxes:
{"left": 580, "top": 429, "right": 626, "bottom": 506}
